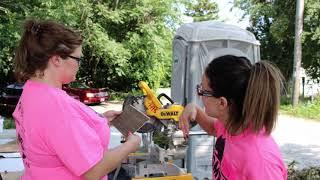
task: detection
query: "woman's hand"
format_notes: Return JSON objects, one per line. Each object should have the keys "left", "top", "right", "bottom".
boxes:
{"left": 102, "top": 110, "right": 122, "bottom": 122}
{"left": 126, "top": 132, "right": 141, "bottom": 152}
{"left": 179, "top": 103, "right": 198, "bottom": 138}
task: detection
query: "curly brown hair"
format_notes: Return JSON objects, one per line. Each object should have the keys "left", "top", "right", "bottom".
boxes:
{"left": 14, "top": 19, "right": 83, "bottom": 82}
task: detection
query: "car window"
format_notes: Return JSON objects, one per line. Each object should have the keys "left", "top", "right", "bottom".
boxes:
{"left": 7, "top": 83, "right": 24, "bottom": 89}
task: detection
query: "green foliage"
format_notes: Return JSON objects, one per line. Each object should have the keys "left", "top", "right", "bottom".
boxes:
{"left": 234, "top": 0, "right": 320, "bottom": 82}
{"left": 280, "top": 96, "right": 320, "bottom": 120}
{"left": 288, "top": 161, "right": 320, "bottom": 180}
{"left": 3, "top": 117, "right": 15, "bottom": 129}
{"left": 0, "top": 0, "right": 183, "bottom": 91}
{"left": 280, "top": 95, "right": 292, "bottom": 106}
{"left": 108, "top": 89, "right": 143, "bottom": 101}
{"left": 184, "top": 0, "right": 219, "bottom": 22}
{"left": 234, "top": 0, "right": 294, "bottom": 80}
{"left": 302, "top": 0, "right": 320, "bottom": 81}
{"left": 153, "top": 131, "right": 170, "bottom": 149}
{"left": 0, "top": 2, "right": 22, "bottom": 85}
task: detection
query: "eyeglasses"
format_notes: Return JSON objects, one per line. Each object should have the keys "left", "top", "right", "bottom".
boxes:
{"left": 67, "top": 55, "right": 82, "bottom": 64}
{"left": 196, "top": 84, "right": 216, "bottom": 97}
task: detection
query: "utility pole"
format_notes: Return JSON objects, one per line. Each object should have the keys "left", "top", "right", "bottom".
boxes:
{"left": 292, "top": 0, "right": 304, "bottom": 106}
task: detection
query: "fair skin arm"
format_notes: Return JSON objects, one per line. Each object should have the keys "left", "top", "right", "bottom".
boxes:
{"left": 179, "top": 103, "right": 217, "bottom": 137}
{"left": 194, "top": 106, "right": 217, "bottom": 136}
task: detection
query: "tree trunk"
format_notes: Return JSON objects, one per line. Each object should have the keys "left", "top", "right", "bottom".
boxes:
{"left": 292, "top": 0, "right": 304, "bottom": 106}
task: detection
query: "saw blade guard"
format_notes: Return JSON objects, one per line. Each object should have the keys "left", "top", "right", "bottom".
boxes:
{"left": 123, "top": 95, "right": 164, "bottom": 133}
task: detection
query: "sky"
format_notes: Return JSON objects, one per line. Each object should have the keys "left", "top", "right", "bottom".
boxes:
{"left": 217, "top": 0, "right": 250, "bottom": 29}
{"left": 182, "top": 0, "right": 250, "bottom": 29}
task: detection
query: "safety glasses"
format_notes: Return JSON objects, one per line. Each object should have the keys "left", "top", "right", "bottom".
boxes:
{"left": 196, "top": 84, "right": 216, "bottom": 97}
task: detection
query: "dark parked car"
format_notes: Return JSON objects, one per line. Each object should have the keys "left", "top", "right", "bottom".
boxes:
{"left": 62, "top": 82, "right": 109, "bottom": 105}
{"left": 0, "top": 83, "right": 80, "bottom": 115}
{"left": 0, "top": 83, "right": 23, "bottom": 115}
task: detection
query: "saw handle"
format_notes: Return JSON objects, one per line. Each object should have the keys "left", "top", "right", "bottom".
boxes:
{"left": 157, "top": 93, "right": 174, "bottom": 105}
{"left": 138, "top": 81, "right": 162, "bottom": 108}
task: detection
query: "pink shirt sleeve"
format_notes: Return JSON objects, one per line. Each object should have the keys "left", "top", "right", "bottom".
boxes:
{"left": 243, "top": 161, "right": 287, "bottom": 180}
{"left": 44, "top": 103, "right": 104, "bottom": 176}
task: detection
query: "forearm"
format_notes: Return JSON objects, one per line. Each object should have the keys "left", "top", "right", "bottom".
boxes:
{"left": 83, "top": 141, "right": 135, "bottom": 179}
{"left": 195, "top": 106, "right": 217, "bottom": 136}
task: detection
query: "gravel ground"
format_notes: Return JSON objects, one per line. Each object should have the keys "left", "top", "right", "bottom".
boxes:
{"left": 272, "top": 115, "right": 320, "bottom": 169}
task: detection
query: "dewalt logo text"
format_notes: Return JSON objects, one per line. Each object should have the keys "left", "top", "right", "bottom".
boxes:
{"left": 160, "top": 111, "right": 179, "bottom": 116}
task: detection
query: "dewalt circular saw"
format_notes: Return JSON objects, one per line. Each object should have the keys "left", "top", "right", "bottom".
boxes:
{"left": 123, "top": 81, "right": 184, "bottom": 135}
{"left": 111, "top": 81, "right": 193, "bottom": 180}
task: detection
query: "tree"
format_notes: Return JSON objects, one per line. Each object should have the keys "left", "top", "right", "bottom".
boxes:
{"left": 302, "top": 0, "right": 320, "bottom": 81}
{"left": 292, "top": 0, "right": 304, "bottom": 106}
{"left": 0, "top": 0, "right": 184, "bottom": 91}
{"left": 184, "top": 0, "right": 219, "bottom": 22}
{"left": 234, "top": 0, "right": 320, "bottom": 84}
{"left": 0, "top": 0, "right": 32, "bottom": 85}
{"left": 234, "top": 0, "right": 296, "bottom": 81}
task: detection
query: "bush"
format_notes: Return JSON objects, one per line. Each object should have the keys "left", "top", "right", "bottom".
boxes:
{"left": 281, "top": 95, "right": 292, "bottom": 105}
{"left": 288, "top": 161, "right": 320, "bottom": 180}
{"left": 3, "top": 116, "right": 15, "bottom": 129}
{"left": 281, "top": 95, "right": 314, "bottom": 106}
{"left": 108, "top": 89, "right": 143, "bottom": 101}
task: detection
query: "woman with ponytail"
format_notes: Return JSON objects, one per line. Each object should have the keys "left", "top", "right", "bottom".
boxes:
{"left": 13, "top": 19, "right": 141, "bottom": 180}
{"left": 179, "top": 55, "right": 287, "bottom": 180}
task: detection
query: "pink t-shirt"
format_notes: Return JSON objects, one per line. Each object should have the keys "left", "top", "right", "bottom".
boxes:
{"left": 212, "top": 120, "right": 287, "bottom": 180}
{"left": 13, "top": 80, "right": 110, "bottom": 180}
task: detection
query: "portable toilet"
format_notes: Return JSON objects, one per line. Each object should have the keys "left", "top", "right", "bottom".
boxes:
{"left": 171, "top": 21, "right": 260, "bottom": 180}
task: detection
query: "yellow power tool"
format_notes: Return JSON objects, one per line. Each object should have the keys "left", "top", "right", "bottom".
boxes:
{"left": 138, "top": 81, "right": 184, "bottom": 122}
{"left": 112, "top": 81, "right": 192, "bottom": 180}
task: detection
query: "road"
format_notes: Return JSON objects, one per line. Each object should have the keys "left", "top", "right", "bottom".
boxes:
{"left": 273, "top": 115, "right": 320, "bottom": 169}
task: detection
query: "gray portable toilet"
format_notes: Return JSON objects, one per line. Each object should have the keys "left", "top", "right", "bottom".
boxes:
{"left": 171, "top": 21, "right": 260, "bottom": 180}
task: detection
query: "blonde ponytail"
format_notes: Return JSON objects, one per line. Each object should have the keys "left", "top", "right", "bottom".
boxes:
{"left": 242, "top": 61, "right": 284, "bottom": 134}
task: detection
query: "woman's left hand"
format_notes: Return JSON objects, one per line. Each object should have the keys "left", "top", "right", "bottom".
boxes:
{"left": 102, "top": 110, "right": 122, "bottom": 122}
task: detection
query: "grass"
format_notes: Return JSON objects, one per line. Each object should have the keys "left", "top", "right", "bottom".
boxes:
{"left": 280, "top": 96, "right": 320, "bottom": 121}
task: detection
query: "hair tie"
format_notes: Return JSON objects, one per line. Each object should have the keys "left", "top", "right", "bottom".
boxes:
{"left": 31, "top": 24, "right": 41, "bottom": 35}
